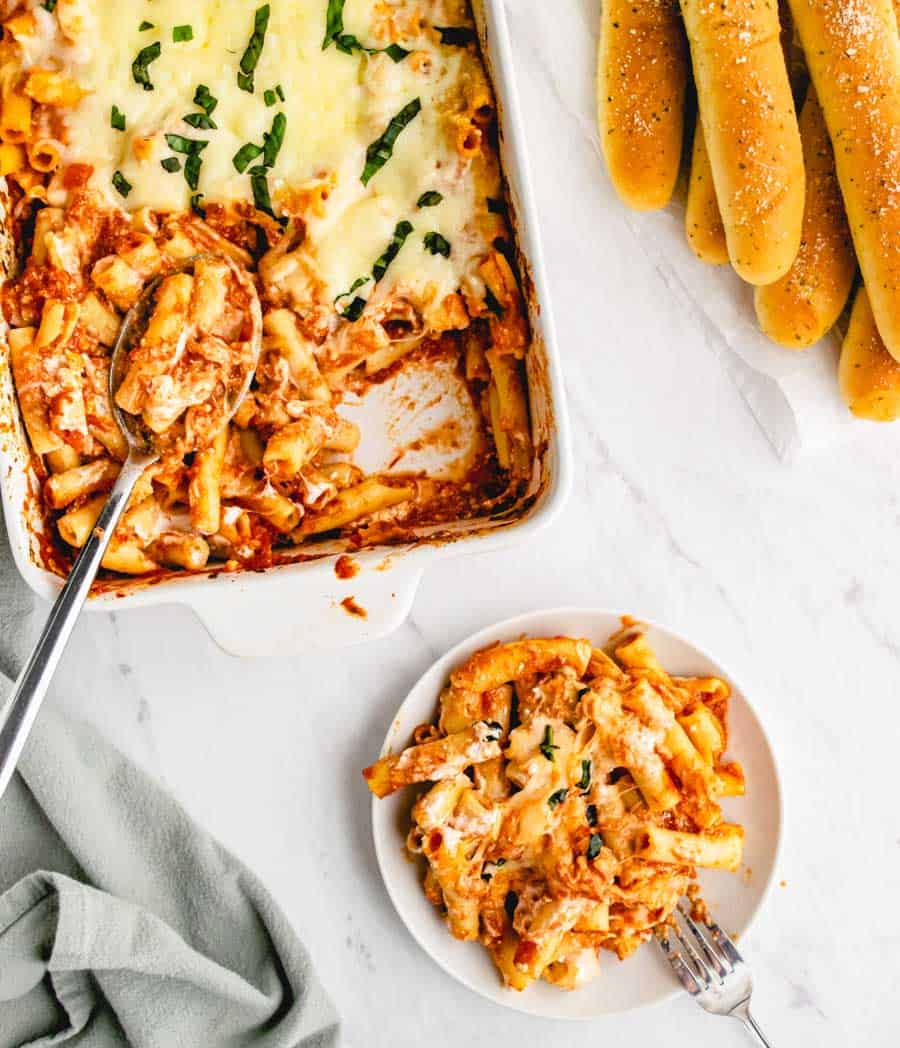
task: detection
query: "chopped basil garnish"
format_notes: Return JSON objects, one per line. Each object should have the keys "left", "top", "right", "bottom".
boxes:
{"left": 184, "top": 112, "right": 217, "bottom": 130}
{"left": 484, "top": 287, "right": 505, "bottom": 317}
{"left": 173, "top": 25, "right": 193, "bottom": 42}
{"left": 336, "top": 221, "right": 414, "bottom": 319}
{"left": 577, "top": 760, "right": 591, "bottom": 791}
{"left": 424, "top": 231, "right": 451, "bottom": 258}
{"left": 576, "top": 687, "right": 591, "bottom": 700}
{"left": 496, "top": 858, "right": 506, "bottom": 867}
{"left": 322, "top": 0, "right": 346, "bottom": 49}
{"left": 164, "top": 134, "right": 208, "bottom": 155}
{"left": 504, "top": 891, "right": 518, "bottom": 921}
{"left": 372, "top": 220, "right": 413, "bottom": 280}
{"left": 233, "top": 142, "right": 263, "bottom": 174}
{"left": 339, "top": 295, "right": 367, "bottom": 322}
{"left": 238, "top": 4, "right": 270, "bottom": 92}
{"left": 276, "top": 83, "right": 285, "bottom": 101}
{"left": 132, "top": 41, "right": 161, "bottom": 91}
{"left": 160, "top": 156, "right": 181, "bottom": 173}
{"left": 139, "top": 20, "right": 154, "bottom": 31}
{"left": 193, "top": 85, "right": 218, "bottom": 115}
{"left": 43, "top": 0, "right": 57, "bottom": 11}
{"left": 548, "top": 788, "right": 568, "bottom": 810}
{"left": 436, "top": 26, "right": 477, "bottom": 47}
{"left": 417, "top": 191, "right": 443, "bottom": 208}
{"left": 586, "top": 803, "right": 598, "bottom": 826}
{"left": 539, "top": 725, "right": 558, "bottom": 762}
{"left": 587, "top": 833, "right": 604, "bottom": 861}
{"left": 111, "top": 170, "right": 131, "bottom": 198}
{"left": 250, "top": 165, "right": 275, "bottom": 216}
{"left": 487, "top": 196, "right": 506, "bottom": 214}
{"left": 384, "top": 44, "right": 410, "bottom": 62}
{"left": 262, "top": 111, "right": 286, "bottom": 167}
{"left": 184, "top": 152, "right": 202, "bottom": 191}
{"left": 190, "top": 193, "right": 206, "bottom": 217}
{"left": 110, "top": 105, "right": 126, "bottom": 132}
{"left": 323, "top": 0, "right": 407, "bottom": 60}
{"left": 334, "top": 276, "right": 372, "bottom": 321}
{"left": 264, "top": 89, "right": 276, "bottom": 106}
{"left": 362, "top": 98, "right": 421, "bottom": 185}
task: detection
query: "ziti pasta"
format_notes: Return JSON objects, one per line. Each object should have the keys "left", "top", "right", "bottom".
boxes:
{"left": 364, "top": 620, "right": 746, "bottom": 992}
{"left": 0, "top": 0, "right": 532, "bottom": 577}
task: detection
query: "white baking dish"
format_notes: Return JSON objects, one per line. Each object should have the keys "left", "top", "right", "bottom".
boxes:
{"left": 0, "top": 0, "right": 572, "bottom": 656}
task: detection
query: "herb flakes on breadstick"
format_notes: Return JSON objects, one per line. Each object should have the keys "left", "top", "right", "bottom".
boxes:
{"left": 685, "top": 117, "right": 728, "bottom": 265}
{"left": 788, "top": 0, "right": 900, "bottom": 361}
{"left": 839, "top": 285, "right": 900, "bottom": 422}
{"left": 754, "top": 87, "right": 856, "bottom": 348}
{"left": 598, "top": 0, "right": 689, "bottom": 211}
{"left": 681, "top": 0, "right": 805, "bottom": 286}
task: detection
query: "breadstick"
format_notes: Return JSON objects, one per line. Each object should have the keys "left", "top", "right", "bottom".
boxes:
{"left": 597, "top": 0, "right": 688, "bottom": 211}
{"left": 685, "top": 118, "right": 728, "bottom": 265}
{"left": 839, "top": 285, "right": 900, "bottom": 422}
{"left": 754, "top": 87, "right": 856, "bottom": 348}
{"left": 788, "top": 0, "right": 900, "bottom": 359}
{"left": 681, "top": 0, "right": 804, "bottom": 285}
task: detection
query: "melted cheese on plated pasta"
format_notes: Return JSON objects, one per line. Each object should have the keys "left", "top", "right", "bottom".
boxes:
{"left": 31, "top": 0, "right": 495, "bottom": 316}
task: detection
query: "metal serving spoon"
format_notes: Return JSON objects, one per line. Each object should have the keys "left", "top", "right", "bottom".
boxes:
{"left": 0, "top": 255, "right": 262, "bottom": 799}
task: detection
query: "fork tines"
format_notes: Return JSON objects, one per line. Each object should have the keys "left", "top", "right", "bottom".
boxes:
{"left": 658, "top": 900, "right": 745, "bottom": 996}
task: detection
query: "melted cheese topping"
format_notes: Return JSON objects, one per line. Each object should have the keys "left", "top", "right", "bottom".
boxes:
{"left": 50, "top": 0, "right": 495, "bottom": 315}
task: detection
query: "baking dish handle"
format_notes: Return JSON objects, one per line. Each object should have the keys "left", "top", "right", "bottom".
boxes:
{"left": 188, "top": 561, "right": 425, "bottom": 656}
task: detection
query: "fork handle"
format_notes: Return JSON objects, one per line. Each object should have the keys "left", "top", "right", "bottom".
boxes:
{"left": 735, "top": 1005, "right": 774, "bottom": 1047}
{"left": 0, "top": 451, "right": 149, "bottom": 801}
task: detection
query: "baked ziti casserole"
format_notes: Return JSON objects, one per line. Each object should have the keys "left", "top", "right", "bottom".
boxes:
{"left": 0, "top": 0, "right": 532, "bottom": 577}
{"left": 364, "top": 620, "right": 746, "bottom": 992}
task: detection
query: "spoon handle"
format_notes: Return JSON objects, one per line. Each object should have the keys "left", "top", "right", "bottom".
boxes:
{"left": 0, "top": 452, "right": 150, "bottom": 800}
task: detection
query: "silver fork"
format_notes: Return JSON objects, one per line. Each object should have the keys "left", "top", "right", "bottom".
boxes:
{"left": 657, "top": 900, "right": 774, "bottom": 1046}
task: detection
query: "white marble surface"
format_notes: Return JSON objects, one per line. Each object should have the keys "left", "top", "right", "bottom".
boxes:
{"left": 8, "top": 1, "right": 900, "bottom": 1044}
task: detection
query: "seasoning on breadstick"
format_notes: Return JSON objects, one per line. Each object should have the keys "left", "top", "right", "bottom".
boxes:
{"left": 597, "top": 0, "right": 688, "bottom": 211}
{"left": 680, "top": 0, "right": 805, "bottom": 286}
{"left": 754, "top": 88, "right": 856, "bottom": 348}
{"left": 788, "top": 0, "right": 900, "bottom": 360}
{"left": 839, "top": 285, "right": 900, "bottom": 422}
{"left": 685, "top": 118, "right": 728, "bottom": 265}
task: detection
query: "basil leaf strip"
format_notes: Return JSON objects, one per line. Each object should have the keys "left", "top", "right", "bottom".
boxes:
{"left": 160, "top": 156, "right": 181, "bottom": 172}
{"left": 233, "top": 142, "right": 263, "bottom": 174}
{"left": 173, "top": 25, "right": 193, "bottom": 42}
{"left": 539, "top": 725, "right": 558, "bottom": 762}
{"left": 262, "top": 111, "right": 286, "bottom": 168}
{"left": 184, "top": 153, "right": 202, "bottom": 191}
{"left": 322, "top": 0, "right": 346, "bottom": 49}
{"left": 264, "top": 89, "right": 276, "bottom": 107}
{"left": 132, "top": 42, "right": 161, "bottom": 91}
{"left": 139, "top": 20, "right": 154, "bottom": 31}
{"left": 577, "top": 760, "right": 592, "bottom": 791}
{"left": 43, "top": 0, "right": 57, "bottom": 11}
{"left": 164, "top": 134, "right": 208, "bottom": 155}
{"left": 111, "top": 170, "right": 131, "bottom": 198}
{"left": 238, "top": 5, "right": 270, "bottom": 93}
{"left": 194, "top": 85, "right": 218, "bottom": 115}
{"left": 362, "top": 98, "right": 421, "bottom": 185}
{"left": 424, "top": 231, "right": 450, "bottom": 257}
{"left": 184, "top": 112, "right": 217, "bottom": 130}
{"left": 372, "top": 220, "right": 413, "bottom": 281}
{"left": 587, "top": 833, "right": 604, "bottom": 861}
{"left": 110, "top": 105, "right": 126, "bottom": 132}
{"left": 336, "top": 221, "right": 414, "bottom": 319}
{"left": 548, "top": 788, "right": 568, "bottom": 810}
{"left": 190, "top": 193, "right": 206, "bottom": 217}
{"left": 250, "top": 166, "right": 275, "bottom": 216}
{"left": 436, "top": 26, "right": 477, "bottom": 46}
{"left": 417, "top": 191, "right": 443, "bottom": 208}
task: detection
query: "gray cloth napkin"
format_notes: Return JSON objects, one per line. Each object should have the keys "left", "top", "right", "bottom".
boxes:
{"left": 0, "top": 533, "right": 339, "bottom": 1047}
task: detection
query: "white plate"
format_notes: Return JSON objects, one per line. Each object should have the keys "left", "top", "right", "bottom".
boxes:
{"left": 370, "top": 607, "right": 783, "bottom": 1020}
